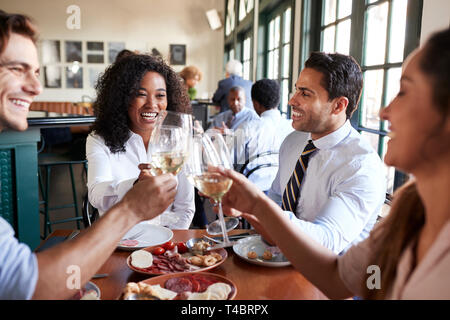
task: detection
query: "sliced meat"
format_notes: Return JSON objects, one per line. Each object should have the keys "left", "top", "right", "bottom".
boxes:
{"left": 165, "top": 277, "right": 193, "bottom": 293}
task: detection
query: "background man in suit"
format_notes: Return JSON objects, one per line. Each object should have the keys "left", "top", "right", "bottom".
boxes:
{"left": 212, "top": 59, "right": 253, "bottom": 112}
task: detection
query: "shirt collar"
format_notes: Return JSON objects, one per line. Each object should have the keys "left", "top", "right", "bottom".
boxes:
{"left": 234, "top": 107, "right": 250, "bottom": 119}
{"left": 260, "top": 109, "right": 280, "bottom": 119}
{"left": 312, "top": 121, "right": 352, "bottom": 150}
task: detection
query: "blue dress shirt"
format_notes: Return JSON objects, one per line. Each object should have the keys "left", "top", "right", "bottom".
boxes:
{"left": 0, "top": 217, "right": 38, "bottom": 299}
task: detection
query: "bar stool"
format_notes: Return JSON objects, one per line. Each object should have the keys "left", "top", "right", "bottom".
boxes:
{"left": 38, "top": 128, "right": 87, "bottom": 239}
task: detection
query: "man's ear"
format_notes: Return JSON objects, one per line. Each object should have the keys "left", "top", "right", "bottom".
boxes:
{"left": 332, "top": 97, "right": 349, "bottom": 115}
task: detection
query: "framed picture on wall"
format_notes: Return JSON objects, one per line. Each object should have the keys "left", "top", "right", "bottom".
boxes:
{"left": 89, "top": 68, "right": 103, "bottom": 88}
{"left": 65, "top": 41, "right": 82, "bottom": 62}
{"left": 87, "top": 41, "right": 104, "bottom": 63}
{"left": 169, "top": 44, "right": 186, "bottom": 65}
{"left": 108, "top": 42, "right": 125, "bottom": 63}
{"left": 44, "top": 66, "right": 62, "bottom": 88}
{"left": 66, "top": 65, "right": 83, "bottom": 88}
{"left": 41, "top": 40, "right": 61, "bottom": 64}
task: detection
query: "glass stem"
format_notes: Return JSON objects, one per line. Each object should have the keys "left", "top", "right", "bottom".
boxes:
{"left": 217, "top": 201, "right": 230, "bottom": 244}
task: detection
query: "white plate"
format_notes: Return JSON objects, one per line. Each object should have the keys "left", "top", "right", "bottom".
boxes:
{"left": 117, "top": 224, "right": 173, "bottom": 251}
{"left": 232, "top": 235, "right": 291, "bottom": 267}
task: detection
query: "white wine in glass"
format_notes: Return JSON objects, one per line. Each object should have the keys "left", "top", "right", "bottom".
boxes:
{"left": 149, "top": 111, "right": 193, "bottom": 175}
{"left": 185, "top": 132, "right": 239, "bottom": 245}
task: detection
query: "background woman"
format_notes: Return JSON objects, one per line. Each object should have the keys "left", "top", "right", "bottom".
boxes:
{"left": 215, "top": 28, "right": 450, "bottom": 299}
{"left": 86, "top": 54, "right": 195, "bottom": 230}
{"left": 179, "top": 65, "right": 202, "bottom": 100}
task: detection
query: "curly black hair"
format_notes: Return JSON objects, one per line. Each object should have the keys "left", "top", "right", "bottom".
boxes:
{"left": 251, "top": 79, "right": 281, "bottom": 110}
{"left": 91, "top": 54, "right": 191, "bottom": 153}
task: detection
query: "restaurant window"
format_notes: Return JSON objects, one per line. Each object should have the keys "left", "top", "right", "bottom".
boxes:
{"left": 300, "top": 0, "right": 423, "bottom": 192}
{"left": 225, "top": 0, "right": 236, "bottom": 37}
{"left": 264, "top": 4, "right": 293, "bottom": 116}
{"left": 239, "top": 0, "right": 254, "bottom": 21}
{"left": 321, "top": 0, "right": 353, "bottom": 55}
{"left": 241, "top": 35, "right": 252, "bottom": 80}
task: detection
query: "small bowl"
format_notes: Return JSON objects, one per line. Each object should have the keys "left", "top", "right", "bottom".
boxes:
{"left": 186, "top": 237, "right": 215, "bottom": 254}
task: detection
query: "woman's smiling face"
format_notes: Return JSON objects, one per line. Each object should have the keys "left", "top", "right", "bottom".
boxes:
{"left": 128, "top": 71, "right": 168, "bottom": 137}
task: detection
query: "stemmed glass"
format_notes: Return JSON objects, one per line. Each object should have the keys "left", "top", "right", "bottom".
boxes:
{"left": 148, "top": 110, "right": 193, "bottom": 175}
{"left": 185, "top": 132, "right": 239, "bottom": 245}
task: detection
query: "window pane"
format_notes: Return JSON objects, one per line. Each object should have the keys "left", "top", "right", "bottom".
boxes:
{"left": 322, "top": 25, "right": 336, "bottom": 53}
{"left": 269, "top": 20, "right": 275, "bottom": 50}
{"left": 364, "top": 2, "right": 389, "bottom": 66}
{"left": 281, "top": 79, "right": 289, "bottom": 114}
{"left": 338, "top": 0, "right": 352, "bottom": 19}
{"left": 273, "top": 49, "right": 279, "bottom": 79}
{"left": 382, "top": 136, "right": 395, "bottom": 194}
{"left": 336, "top": 19, "right": 351, "bottom": 55}
{"left": 230, "top": 49, "right": 235, "bottom": 60}
{"left": 361, "top": 69, "right": 384, "bottom": 130}
{"left": 283, "top": 44, "right": 290, "bottom": 78}
{"left": 243, "top": 61, "right": 250, "bottom": 80}
{"left": 243, "top": 37, "right": 251, "bottom": 60}
{"left": 239, "top": 0, "right": 246, "bottom": 21}
{"left": 268, "top": 51, "right": 274, "bottom": 78}
{"left": 361, "top": 131, "right": 380, "bottom": 156}
{"left": 247, "top": 0, "right": 254, "bottom": 12}
{"left": 324, "top": 0, "right": 337, "bottom": 25}
{"left": 388, "top": 0, "right": 407, "bottom": 63}
{"left": 274, "top": 16, "right": 280, "bottom": 48}
{"left": 385, "top": 67, "right": 401, "bottom": 105}
{"left": 283, "top": 8, "right": 291, "bottom": 44}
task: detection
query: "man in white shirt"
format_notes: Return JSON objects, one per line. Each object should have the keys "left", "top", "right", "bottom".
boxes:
{"left": 243, "top": 79, "right": 294, "bottom": 192}
{"left": 0, "top": 10, "right": 177, "bottom": 299}
{"left": 260, "top": 52, "right": 386, "bottom": 254}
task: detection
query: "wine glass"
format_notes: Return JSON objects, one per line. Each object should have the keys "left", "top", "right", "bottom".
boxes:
{"left": 148, "top": 110, "right": 193, "bottom": 175}
{"left": 185, "top": 132, "right": 239, "bottom": 245}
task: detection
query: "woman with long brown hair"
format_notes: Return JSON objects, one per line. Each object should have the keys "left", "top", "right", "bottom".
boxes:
{"left": 214, "top": 28, "right": 450, "bottom": 299}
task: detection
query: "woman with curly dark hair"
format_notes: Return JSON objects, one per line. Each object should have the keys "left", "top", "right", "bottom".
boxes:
{"left": 86, "top": 54, "right": 195, "bottom": 231}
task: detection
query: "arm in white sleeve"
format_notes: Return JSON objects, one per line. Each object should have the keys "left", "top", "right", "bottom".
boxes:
{"left": 160, "top": 169, "right": 195, "bottom": 229}
{"left": 86, "top": 134, "right": 136, "bottom": 214}
{"left": 284, "top": 161, "right": 385, "bottom": 254}
{"left": 267, "top": 153, "right": 283, "bottom": 207}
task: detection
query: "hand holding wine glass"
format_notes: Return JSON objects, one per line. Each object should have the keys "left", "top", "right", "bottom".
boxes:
{"left": 185, "top": 132, "right": 239, "bottom": 245}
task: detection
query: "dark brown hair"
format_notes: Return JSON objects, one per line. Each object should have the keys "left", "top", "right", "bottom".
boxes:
{"left": 0, "top": 10, "right": 38, "bottom": 54}
{"left": 305, "top": 52, "right": 363, "bottom": 120}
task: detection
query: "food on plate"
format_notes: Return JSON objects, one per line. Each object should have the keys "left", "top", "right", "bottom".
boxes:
{"left": 162, "top": 241, "right": 176, "bottom": 251}
{"left": 187, "top": 282, "right": 232, "bottom": 300}
{"left": 80, "top": 290, "right": 100, "bottom": 300}
{"left": 192, "top": 240, "right": 211, "bottom": 253}
{"left": 176, "top": 242, "right": 188, "bottom": 254}
{"left": 262, "top": 250, "right": 273, "bottom": 260}
{"left": 188, "top": 251, "right": 222, "bottom": 267}
{"left": 130, "top": 249, "right": 153, "bottom": 268}
{"left": 123, "top": 282, "right": 177, "bottom": 300}
{"left": 123, "top": 274, "right": 234, "bottom": 300}
{"left": 119, "top": 239, "right": 139, "bottom": 247}
{"left": 247, "top": 251, "right": 257, "bottom": 259}
{"left": 152, "top": 247, "right": 165, "bottom": 255}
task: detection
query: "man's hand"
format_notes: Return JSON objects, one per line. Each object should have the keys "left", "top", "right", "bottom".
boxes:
{"left": 122, "top": 173, "right": 177, "bottom": 221}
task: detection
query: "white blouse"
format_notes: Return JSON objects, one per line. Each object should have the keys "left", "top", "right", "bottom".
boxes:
{"left": 86, "top": 131, "right": 195, "bottom": 229}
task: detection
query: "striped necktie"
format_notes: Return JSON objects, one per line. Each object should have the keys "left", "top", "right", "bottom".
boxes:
{"left": 281, "top": 140, "right": 317, "bottom": 212}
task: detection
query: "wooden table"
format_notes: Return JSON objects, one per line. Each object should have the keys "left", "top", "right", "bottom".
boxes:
{"left": 41, "top": 229, "right": 327, "bottom": 300}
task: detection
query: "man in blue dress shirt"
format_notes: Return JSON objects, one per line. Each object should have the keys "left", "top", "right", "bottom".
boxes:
{"left": 0, "top": 10, "right": 177, "bottom": 299}
{"left": 212, "top": 59, "right": 254, "bottom": 112}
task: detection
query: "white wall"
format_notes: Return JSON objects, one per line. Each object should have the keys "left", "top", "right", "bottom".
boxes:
{"left": 0, "top": 0, "right": 225, "bottom": 102}
{"left": 421, "top": 0, "right": 450, "bottom": 45}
